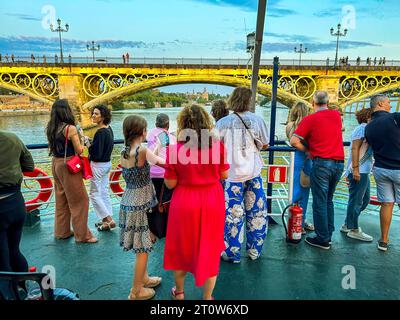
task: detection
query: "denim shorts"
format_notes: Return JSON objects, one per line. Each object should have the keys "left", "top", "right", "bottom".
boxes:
{"left": 372, "top": 167, "right": 400, "bottom": 203}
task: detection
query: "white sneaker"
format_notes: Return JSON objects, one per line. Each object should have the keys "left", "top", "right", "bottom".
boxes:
{"left": 340, "top": 224, "right": 350, "bottom": 233}
{"left": 347, "top": 229, "right": 373, "bottom": 242}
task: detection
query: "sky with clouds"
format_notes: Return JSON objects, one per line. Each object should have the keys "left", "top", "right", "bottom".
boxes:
{"left": 0, "top": 0, "right": 399, "bottom": 94}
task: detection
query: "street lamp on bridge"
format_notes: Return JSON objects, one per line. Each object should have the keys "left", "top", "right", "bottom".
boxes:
{"left": 50, "top": 18, "right": 69, "bottom": 63}
{"left": 87, "top": 41, "right": 100, "bottom": 62}
{"left": 330, "top": 23, "right": 347, "bottom": 69}
{"left": 294, "top": 44, "right": 307, "bottom": 66}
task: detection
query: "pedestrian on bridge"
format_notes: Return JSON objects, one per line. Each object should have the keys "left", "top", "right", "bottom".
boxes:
{"left": 43, "top": 55, "right": 46, "bottom": 63}
{"left": 122, "top": 54, "right": 126, "bottom": 64}
{"left": 55, "top": 54, "right": 58, "bottom": 64}
{"left": 286, "top": 102, "right": 314, "bottom": 235}
{"left": 5, "top": 54, "right": 9, "bottom": 62}
{"left": 0, "top": 53, "right": 2, "bottom": 62}
{"left": 342, "top": 108, "right": 374, "bottom": 242}
{"left": 216, "top": 87, "right": 270, "bottom": 263}
{"left": 290, "top": 91, "right": 344, "bottom": 250}
{"left": 11, "top": 54, "right": 14, "bottom": 63}
{"left": 46, "top": 99, "right": 97, "bottom": 244}
{"left": 0, "top": 130, "right": 34, "bottom": 273}
{"left": 365, "top": 94, "right": 400, "bottom": 252}
{"left": 31, "top": 54, "right": 35, "bottom": 64}
{"left": 126, "top": 52, "right": 130, "bottom": 64}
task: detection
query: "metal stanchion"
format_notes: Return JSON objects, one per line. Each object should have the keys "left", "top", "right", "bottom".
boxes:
{"left": 266, "top": 56, "right": 280, "bottom": 224}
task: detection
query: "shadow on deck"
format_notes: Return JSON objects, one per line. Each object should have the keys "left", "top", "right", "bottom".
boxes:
{"left": 21, "top": 205, "right": 400, "bottom": 300}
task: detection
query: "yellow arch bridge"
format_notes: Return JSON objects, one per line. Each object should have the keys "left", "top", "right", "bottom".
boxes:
{"left": 1, "top": 57, "right": 400, "bottom": 125}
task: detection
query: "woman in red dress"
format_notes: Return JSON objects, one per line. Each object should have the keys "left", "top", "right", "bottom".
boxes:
{"left": 163, "top": 104, "right": 229, "bottom": 300}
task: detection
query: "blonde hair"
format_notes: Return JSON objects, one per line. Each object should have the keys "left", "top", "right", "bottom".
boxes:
{"left": 228, "top": 87, "right": 252, "bottom": 112}
{"left": 177, "top": 104, "right": 214, "bottom": 148}
{"left": 289, "top": 102, "right": 310, "bottom": 129}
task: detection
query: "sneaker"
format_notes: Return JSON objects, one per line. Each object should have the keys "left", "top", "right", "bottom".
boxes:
{"left": 304, "top": 221, "right": 315, "bottom": 231}
{"left": 340, "top": 224, "right": 350, "bottom": 233}
{"left": 221, "top": 252, "right": 240, "bottom": 264}
{"left": 377, "top": 240, "right": 388, "bottom": 252}
{"left": 305, "top": 236, "right": 331, "bottom": 250}
{"left": 347, "top": 229, "right": 373, "bottom": 242}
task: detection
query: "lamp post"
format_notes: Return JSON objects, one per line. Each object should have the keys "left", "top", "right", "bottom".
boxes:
{"left": 330, "top": 23, "right": 347, "bottom": 69}
{"left": 87, "top": 41, "right": 100, "bottom": 62}
{"left": 294, "top": 44, "right": 307, "bottom": 66}
{"left": 246, "top": 32, "right": 256, "bottom": 54}
{"left": 50, "top": 18, "right": 69, "bottom": 63}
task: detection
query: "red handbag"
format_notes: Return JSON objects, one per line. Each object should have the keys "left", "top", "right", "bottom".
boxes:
{"left": 64, "top": 125, "right": 83, "bottom": 174}
{"left": 81, "top": 156, "right": 93, "bottom": 180}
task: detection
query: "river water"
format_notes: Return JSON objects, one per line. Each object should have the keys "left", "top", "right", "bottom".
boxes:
{"left": 0, "top": 105, "right": 362, "bottom": 145}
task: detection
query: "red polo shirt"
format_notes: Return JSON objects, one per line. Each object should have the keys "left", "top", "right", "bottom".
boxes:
{"left": 294, "top": 109, "right": 344, "bottom": 160}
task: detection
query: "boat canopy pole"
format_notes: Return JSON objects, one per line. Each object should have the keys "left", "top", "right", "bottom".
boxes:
{"left": 267, "top": 57, "right": 280, "bottom": 218}
{"left": 250, "top": 0, "right": 267, "bottom": 112}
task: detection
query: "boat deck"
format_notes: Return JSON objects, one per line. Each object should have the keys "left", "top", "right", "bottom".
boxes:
{"left": 21, "top": 204, "right": 400, "bottom": 300}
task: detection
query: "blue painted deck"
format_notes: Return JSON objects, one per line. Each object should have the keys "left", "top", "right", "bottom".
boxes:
{"left": 21, "top": 203, "right": 400, "bottom": 300}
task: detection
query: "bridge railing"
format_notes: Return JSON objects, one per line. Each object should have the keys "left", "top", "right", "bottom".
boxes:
{"left": 2, "top": 56, "right": 400, "bottom": 67}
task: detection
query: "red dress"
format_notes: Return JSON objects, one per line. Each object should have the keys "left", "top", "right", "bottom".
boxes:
{"left": 163, "top": 141, "right": 229, "bottom": 286}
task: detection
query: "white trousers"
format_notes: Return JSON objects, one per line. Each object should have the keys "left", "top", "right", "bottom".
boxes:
{"left": 89, "top": 161, "right": 113, "bottom": 220}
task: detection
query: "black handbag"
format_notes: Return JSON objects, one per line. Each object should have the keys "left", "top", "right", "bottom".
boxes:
{"left": 147, "top": 184, "right": 170, "bottom": 239}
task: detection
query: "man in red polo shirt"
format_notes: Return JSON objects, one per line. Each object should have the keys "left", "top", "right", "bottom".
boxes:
{"left": 290, "top": 91, "right": 344, "bottom": 250}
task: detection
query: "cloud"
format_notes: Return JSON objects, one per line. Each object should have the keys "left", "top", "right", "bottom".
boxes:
{"left": 313, "top": 8, "right": 341, "bottom": 18}
{"left": 5, "top": 13, "right": 41, "bottom": 21}
{"left": 231, "top": 39, "right": 380, "bottom": 53}
{"left": 0, "top": 36, "right": 191, "bottom": 55}
{"left": 264, "top": 32, "right": 317, "bottom": 43}
{"left": 190, "top": 0, "right": 297, "bottom": 16}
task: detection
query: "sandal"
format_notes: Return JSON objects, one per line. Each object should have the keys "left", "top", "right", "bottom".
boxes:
{"left": 128, "top": 287, "right": 155, "bottom": 300}
{"left": 94, "top": 221, "right": 103, "bottom": 228}
{"left": 97, "top": 221, "right": 116, "bottom": 231}
{"left": 144, "top": 276, "right": 162, "bottom": 288}
{"left": 55, "top": 231, "right": 74, "bottom": 240}
{"left": 171, "top": 287, "right": 184, "bottom": 300}
{"left": 304, "top": 221, "right": 315, "bottom": 231}
{"left": 76, "top": 237, "right": 98, "bottom": 244}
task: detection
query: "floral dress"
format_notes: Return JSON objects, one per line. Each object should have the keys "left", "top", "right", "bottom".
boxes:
{"left": 119, "top": 146, "right": 157, "bottom": 253}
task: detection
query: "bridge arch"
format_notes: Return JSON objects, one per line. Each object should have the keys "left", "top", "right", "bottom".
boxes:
{"left": 0, "top": 81, "right": 54, "bottom": 106}
{"left": 81, "top": 74, "right": 310, "bottom": 110}
{"left": 340, "top": 81, "right": 400, "bottom": 109}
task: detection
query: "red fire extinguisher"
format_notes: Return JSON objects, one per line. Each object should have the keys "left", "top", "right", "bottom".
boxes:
{"left": 281, "top": 203, "right": 303, "bottom": 244}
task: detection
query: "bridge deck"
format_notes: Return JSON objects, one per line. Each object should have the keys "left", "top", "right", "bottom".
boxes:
{"left": 2, "top": 62, "right": 400, "bottom": 71}
{"left": 21, "top": 204, "right": 400, "bottom": 300}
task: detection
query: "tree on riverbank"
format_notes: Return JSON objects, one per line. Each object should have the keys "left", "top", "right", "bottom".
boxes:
{"left": 121, "top": 89, "right": 189, "bottom": 108}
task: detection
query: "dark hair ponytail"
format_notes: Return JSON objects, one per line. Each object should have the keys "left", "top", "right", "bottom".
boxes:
{"left": 122, "top": 115, "right": 147, "bottom": 159}
{"left": 46, "top": 99, "right": 76, "bottom": 156}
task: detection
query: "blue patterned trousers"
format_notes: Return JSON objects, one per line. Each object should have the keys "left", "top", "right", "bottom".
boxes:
{"left": 223, "top": 175, "right": 268, "bottom": 262}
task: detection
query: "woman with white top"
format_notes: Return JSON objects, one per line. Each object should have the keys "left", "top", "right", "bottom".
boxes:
{"left": 216, "top": 87, "right": 269, "bottom": 263}
{"left": 341, "top": 108, "right": 374, "bottom": 241}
